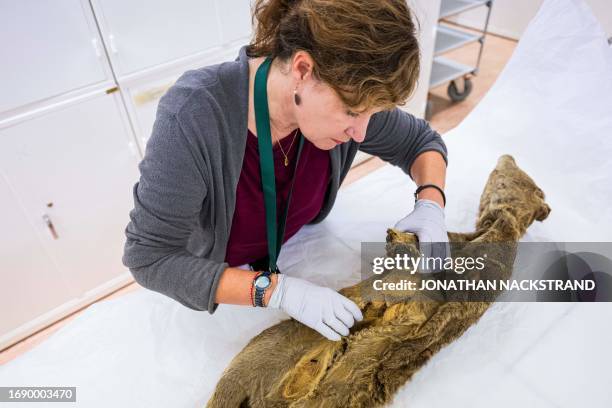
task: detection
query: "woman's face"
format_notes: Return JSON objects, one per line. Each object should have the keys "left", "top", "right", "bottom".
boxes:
{"left": 286, "top": 53, "right": 384, "bottom": 151}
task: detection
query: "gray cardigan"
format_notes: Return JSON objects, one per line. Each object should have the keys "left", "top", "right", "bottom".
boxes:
{"left": 122, "top": 45, "right": 448, "bottom": 314}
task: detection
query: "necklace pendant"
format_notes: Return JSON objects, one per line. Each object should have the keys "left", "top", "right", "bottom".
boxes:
{"left": 284, "top": 157, "right": 289, "bottom": 166}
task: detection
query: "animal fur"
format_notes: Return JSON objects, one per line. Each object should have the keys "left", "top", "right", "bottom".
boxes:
{"left": 207, "top": 155, "right": 551, "bottom": 408}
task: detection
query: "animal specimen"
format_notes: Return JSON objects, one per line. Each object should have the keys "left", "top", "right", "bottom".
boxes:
{"left": 207, "top": 154, "right": 551, "bottom": 407}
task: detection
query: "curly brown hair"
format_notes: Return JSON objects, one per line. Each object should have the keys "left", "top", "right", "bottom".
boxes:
{"left": 246, "top": 0, "right": 422, "bottom": 112}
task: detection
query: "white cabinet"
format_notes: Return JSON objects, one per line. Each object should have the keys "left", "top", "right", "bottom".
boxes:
{"left": 90, "top": 0, "right": 224, "bottom": 76}
{"left": 0, "top": 0, "right": 112, "bottom": 113}
{"left": 0, "top": 93, "right": 140, "bottom": 294}
{"left": 0, "top": 0, "right": 257, "bottom": 349}
{"left": 0, "top": 93, "right": 141, "bottom": 348}
{"left": 0, "top": 175, "right": 75, "bottom": 342}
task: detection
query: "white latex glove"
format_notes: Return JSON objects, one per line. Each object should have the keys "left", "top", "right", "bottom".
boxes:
{"left": 393, "top": 198, "right": 451, "bottom": 273}
{"left": 267, "top": 274, "right": 363, "bottom": 341}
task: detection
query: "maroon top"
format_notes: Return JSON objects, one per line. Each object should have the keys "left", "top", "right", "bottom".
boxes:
{"left": 224, "top": 128, "right": 332, "bottom": 267}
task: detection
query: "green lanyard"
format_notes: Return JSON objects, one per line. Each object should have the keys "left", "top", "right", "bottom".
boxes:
{"left": 254, "top": 56, "right": 305, "bottom": 273}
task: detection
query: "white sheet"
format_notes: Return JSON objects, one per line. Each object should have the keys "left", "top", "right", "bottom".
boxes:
{"left": 2, "top": 0, "right": 612, "bottom": 407}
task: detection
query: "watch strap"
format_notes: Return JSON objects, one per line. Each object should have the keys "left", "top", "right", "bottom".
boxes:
{"left": 252, "top": 271, "right": 272, "bottom": 307}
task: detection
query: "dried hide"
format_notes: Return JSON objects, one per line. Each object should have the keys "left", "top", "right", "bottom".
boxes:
{"left": 207, "top": 154, "right": 551, "bottom": 408}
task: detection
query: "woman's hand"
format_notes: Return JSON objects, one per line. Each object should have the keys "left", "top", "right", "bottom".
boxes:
{"left": 393, "top": 198, "right": 450, "bottom": 272}
{"left": 267, "top": 274, "right": 363, "bottom": 341}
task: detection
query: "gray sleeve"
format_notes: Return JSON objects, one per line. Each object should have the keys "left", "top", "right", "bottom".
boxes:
{"left": 358, "top": 107, "right": 448, "bottom": 180}
{"left": 122, "top": 107, "right": 228, "bottom": 314}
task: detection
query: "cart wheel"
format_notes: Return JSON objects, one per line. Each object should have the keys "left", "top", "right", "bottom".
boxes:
{"left": 425, "top": 99, "right": 433, "bottom": 121}
{"left": 447, "top": 78, "right": 473, "bottom": 102}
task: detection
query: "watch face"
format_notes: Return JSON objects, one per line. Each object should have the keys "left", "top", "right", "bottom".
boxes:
{"left": 255, "top": 275, "right": 271, "bottom": 289}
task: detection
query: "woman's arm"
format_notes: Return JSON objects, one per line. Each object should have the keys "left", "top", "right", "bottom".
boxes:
{"left": 214, "top": 268, "right": 278, "bottom": 306}
{"left": 123, "top": 107, "right": 232, "bottom": 314}
{"left": 358, "top": 107, "right": 448, "bottom": 181}
{"left": 409, "top": 150, "right": 447, "bottom": 208}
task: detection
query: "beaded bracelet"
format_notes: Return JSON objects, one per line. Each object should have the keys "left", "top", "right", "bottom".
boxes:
{"left": 250, "top": 273, "right": 257, "bottom": 307}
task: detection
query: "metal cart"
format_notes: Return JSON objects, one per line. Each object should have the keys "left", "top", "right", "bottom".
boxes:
{"left": 426, "top": 0, "right": 494, "bottom": 120}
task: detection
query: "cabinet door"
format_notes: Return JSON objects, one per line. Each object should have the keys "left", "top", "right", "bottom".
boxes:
{"left": 0, "top": 175, "right": 76, "bottom": 342}
{"left": 0, "top": 0, "right": 111, "bottom": 113}
{"left": 91, "top": 0, "right": 222, "bottom": 75}
{"left": 128, "top": 74, "right": 181, "bottom": 149}
{"left": 121, "top": 44, "right": 247, "bottom": 151}
{"left": 0, "top": 93, "right": 141, "bottom": 299}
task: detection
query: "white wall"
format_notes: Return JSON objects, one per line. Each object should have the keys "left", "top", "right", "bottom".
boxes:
{"left": 404, "top": 0, "right": 441, "bottom": 118}
{"left": 448, "top": 0, "right": 612, "bottom": 40}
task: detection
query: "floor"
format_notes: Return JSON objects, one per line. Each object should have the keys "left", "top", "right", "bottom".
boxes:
{"left": 0, "top": 24, "right": 518, "bottom": 366}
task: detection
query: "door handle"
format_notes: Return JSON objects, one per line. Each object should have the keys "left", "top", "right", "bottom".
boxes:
{"left": 42, "top": 213, "right": 59, "bottom": 240}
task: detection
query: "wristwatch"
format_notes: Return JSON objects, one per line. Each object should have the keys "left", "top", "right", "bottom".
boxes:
{"left": 252, "top": 271, "right": 273, "bottom": 307}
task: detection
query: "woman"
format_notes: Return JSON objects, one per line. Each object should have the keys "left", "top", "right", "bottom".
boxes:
{"left": 122, "top": 0, "right": 449, "bottom": 342}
